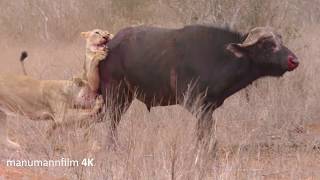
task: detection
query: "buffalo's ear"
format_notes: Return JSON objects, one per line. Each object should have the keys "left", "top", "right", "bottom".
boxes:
{"left": 226, "top": 43, "right": 247, "bottom": 58}
{"left": 80, "top": 31, "right": 90, "bottom": 39}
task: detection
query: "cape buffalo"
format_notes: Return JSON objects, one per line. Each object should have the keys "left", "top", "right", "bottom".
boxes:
{"left": 99, "top": 25, "right": 299, "bottom": 140}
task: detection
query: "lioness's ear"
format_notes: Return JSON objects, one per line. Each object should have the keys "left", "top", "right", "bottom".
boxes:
{"left": 72, "top": 77, "right": 85, "bottom": 86}
{"left": 80, "top": 31, "right": 90, "bottom": 39}
{"left": 108, "top": 33, "right": 114, "bottom": 39}
{"left": 226, "top": 43, "right": 247, "bottom": 58}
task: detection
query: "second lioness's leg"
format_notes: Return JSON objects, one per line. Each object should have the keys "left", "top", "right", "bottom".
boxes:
{"left": 64, "top": 95, "right": 104, "bottom": 128}
{"left": 0, "top": 110, "right": 20, "bottom": 149}
{"left": 47, "top": 95, "right": 104, "bottom": 135}
{"left": 46, "top": 102, "right": 68, "bottom": 137}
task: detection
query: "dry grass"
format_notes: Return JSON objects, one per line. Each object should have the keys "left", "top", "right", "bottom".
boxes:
{"left": 0, "top": 0, "right": 320, "bottom": 179}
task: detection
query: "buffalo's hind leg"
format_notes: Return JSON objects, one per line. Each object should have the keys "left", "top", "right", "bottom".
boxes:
{"left": 0, "top": 110, "right": 20, "bottom": 149}
{"left": 104, "top": 82, "right": 133, "bottom": 147}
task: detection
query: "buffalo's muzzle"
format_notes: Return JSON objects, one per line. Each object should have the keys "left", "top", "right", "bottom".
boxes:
{"left": 287, "top": 55, "right": 299, "bottom": 71}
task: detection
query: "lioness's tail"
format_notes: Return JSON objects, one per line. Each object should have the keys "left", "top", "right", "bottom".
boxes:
{"left": 20, "top": 51, "right": 28, "bottom": 75}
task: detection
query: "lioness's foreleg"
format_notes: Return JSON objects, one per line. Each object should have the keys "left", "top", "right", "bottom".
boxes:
{"left": 46, "top": 102, "right": 67, "bottom": 137}
{"left": 86, "top": 50, "right": 108, "bottom": 92}
{"left": 0, "top": 110, "right": 20, "bottom": 149}
{"left": 47, "top": 95, "right": 104, "bottom": 136}
{"left": 63, "top": 95, "right": 104, "bottom": 128}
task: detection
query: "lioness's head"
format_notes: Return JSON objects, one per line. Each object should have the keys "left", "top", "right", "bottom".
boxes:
{"left": 81, "top": 29, "right": 113, "bottom": 52}
{"left": 69, "top": 77, "right": 97, "bottom": 108}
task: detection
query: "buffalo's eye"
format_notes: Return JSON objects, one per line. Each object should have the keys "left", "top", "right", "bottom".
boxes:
{"left": 262, "top": 40, "right": 277, "bottom": 51}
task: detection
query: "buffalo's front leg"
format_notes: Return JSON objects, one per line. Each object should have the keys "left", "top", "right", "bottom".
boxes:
{"left": 183, "top": 94, "right": 216, "bottom": 144}
{"left": 105, "top": 82, "right": 133, "bottom": 146}
{"left": 196, "top": 104, "right": 215, "bottom": 142}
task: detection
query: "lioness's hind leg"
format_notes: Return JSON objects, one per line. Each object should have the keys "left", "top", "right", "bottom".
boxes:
{"left": 0, "top": 110, "right": 20, "bottom": 149}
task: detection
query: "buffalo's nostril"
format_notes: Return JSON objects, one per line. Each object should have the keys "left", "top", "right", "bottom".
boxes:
{"left": 287, "top": 55, "right": 299, "bottom": 71}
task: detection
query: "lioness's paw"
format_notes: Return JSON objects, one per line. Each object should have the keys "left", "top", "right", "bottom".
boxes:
{"left": 94, "top": 95, "right": 104, "bottom": 109}
{"left": 6, "top": 139, "right": 21, "bottom": 150}
{"left": 71, "top": 76, "right": 86, "bottom": 87}
{"left": 93, "top": 50, "right": 108, "bottom": 62}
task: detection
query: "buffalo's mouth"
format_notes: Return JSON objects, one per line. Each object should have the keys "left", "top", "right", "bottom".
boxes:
{"left": 287, "top": 55, "right": 299, "bottom": 71}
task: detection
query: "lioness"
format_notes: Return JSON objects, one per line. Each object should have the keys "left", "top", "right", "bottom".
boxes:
{"left": 80, "top": 29, "right": 113, "bottom": 92}
{"left": 0, "top": 29, "right": 112, "bottom": 149}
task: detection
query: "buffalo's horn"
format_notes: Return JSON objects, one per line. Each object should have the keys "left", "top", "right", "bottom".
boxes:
{"left": 238, "top": 27, "right": 281, "bottom": 48}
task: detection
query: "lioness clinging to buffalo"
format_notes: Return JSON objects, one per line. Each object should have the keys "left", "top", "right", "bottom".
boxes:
{"left": 80, "top": 29, "right": 113, "bottom": 92}
{"left": 0, "top": 29, "right": 112, "bottom": 149}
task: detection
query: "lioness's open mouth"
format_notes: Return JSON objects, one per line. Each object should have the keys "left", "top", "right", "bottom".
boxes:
{"left": 95, "top": 42, "right": 107, "bottom": 49}
{"left": 90, "top": 41, "right": 107, "bottom": 52}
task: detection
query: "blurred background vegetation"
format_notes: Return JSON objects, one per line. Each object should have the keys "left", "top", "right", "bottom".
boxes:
{"left": 1, "top": 1, "right": 320, "bottom": 179}
{"left": 1, "top": 0, "right": 319, "bottom": 44}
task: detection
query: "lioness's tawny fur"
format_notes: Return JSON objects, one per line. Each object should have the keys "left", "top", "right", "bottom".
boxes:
{"left": 0, "top": 29, "right": 112, "bottom": 149}
{"left": 81, "top": 29, "right": 113, "bottom": 92}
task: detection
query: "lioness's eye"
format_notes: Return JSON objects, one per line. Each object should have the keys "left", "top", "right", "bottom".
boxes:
{"left": 95, "top": 31, "right": 100, "bottom": 34}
